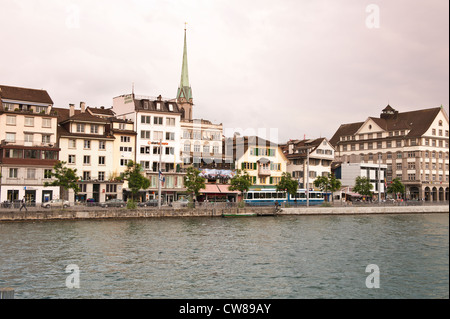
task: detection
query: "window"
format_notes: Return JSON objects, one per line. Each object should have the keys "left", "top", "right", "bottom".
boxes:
{"left": 141, "top": 130, "right": 151, "bottom": 139}
{"left": 166, "top": 118, "right": 175, "bottom": 126}
{"left": 193, "top": 131, "right": 201, "bottom": 140}
{"left": 98, "top": 171, "right": 105, "bottom": 181}
{"left": 184, "top": 143, "right": 190, "bottom": 152}
{"left": 99, "top": 156, "right": 105, "bottom": 165}
{"left": 24, "top": 150, "right": 39, "bottom": 159}
{"left": 156, "top": 103, "right": 161, "bottom": 110}
{"left": 203, "top": 145, "right": 210, "bottom": 154}
{"left": 69, "top": 139, "right": 77, "bottom": 148}
{"left": 396, "top": 163, "right": 402, "bottom": 170}
{"left": 153, "top": 131, "right": 163, "bottom": 141}
{"left": 140, "top": 146, "right": 151, "bottom": 154}
{"left": 42, "top": 118, "right": 51, "bottom": 128}
{"left": 6, "top": 115, "right": 16, "bottom": 125}
{"left": 42, "top": 135, "right": 51, "bottom": 143}
{"left": 432, "top": 129, "right": 436, "bottom": 135}
{"left": 153, "top": 147, "right": 161, "bottom": 154}
{"left": 44, "top": 169, "right": 52, "bottom": 179}
{"left": 27, "top": 168, "right": 36, "bottom": 179}
{"left": 121, "top": 136, "right": 131, "bottom": 143}
{"left": 165, "top": 132, "right": 175, "bottom": 141}
{"left": 83, "top": 171, "right": 91, "bottom": 180}
{"left": 83, "top": 155, "right": 91, "bottom": 165}
{"left": 9, "top": 168, "right": 18, "bottom": 178}
{"left": 408, "top": 174, "right": 416, "bottom": 181}
{"left": 377, "top": 142, "right": 382, "bottom": 149}
{"left": 140, "top": 161, "right": 150, "bottom": 169}
{"left": 25, "top": 117, "right": 34, "bottom": 126}
{"left": 77, "top": 124, "right": 85, "bottom": 133}
{"left": 359, "top": 143, "right": 364, "bottom": 150}
{"left": 106, "top": 184, "right": 117, "bottom": 193}
{"left": 99, "top": 141, "right": 106, "bottom": 150}
{"left": 194, "top": 144, "right": 201, "bottom": 152}
{"left": 90, "top": 125, "right": 99, "bottom": 134}
{"left": 120, "top": 146, "right": 132, "bottom": 152}
{"left": 68, "top": 155, "right": 76, "bottom": 164}
{"left": 5, "top": 133, "right": 16, "bottom": 142}
{"left": 154, "top": 117, "right": 163, "bottom": 125}
{"left": 183, "top": 130, "right": 191, "bottom": 139}
{"left": 120, "top": 159, "right": 129, "bottom": 166}
{"left": 24, "top": 133, "right": 33, "bottom": 143}
{"left": 84, "top": 140, "right": 91, "bottom": 149}
{"left": 165, "top": 147, "right": 174, "bottom": 155}
{"left": 141, "top": 115, "right": 151, "bottom": 124}
{"left": 213, "top": 145, "right": 220, "bottom": 154}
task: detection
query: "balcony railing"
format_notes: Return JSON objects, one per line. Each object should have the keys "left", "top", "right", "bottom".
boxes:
{"left": 258, "top": 168, "right": 271, "bottom": 176}
{"left": 0, "top": 140, "right": 58, "bottom": 148}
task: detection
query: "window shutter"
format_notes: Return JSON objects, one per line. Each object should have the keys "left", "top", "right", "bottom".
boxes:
{"left": 241, "top": 162, "right": 245, "bottom": 170}
{"left": 253, "top": 163, "right": 257, "bottom": 170}
{"left": 270, "top": 177, "right": 273, "bottom": 184}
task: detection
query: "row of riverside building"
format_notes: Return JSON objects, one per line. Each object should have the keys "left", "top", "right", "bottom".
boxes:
{"left": 1, "top": 29, "right": 449, "bottom": 205}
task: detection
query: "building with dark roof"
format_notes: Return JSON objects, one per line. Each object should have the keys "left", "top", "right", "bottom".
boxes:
{"left": 0, "top": 85, "right": 60, "bottom": 204}
{"left": 280, "top": 137, "right": 336, "bottom": 191}
{"left": 330, "top": 105, "right": 449, "bottom": 201}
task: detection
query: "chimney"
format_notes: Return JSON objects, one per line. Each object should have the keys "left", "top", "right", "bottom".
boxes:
{"left": 157, "top": 95, "right": 162, "bottom": 101}
{"left": 69, "top": 104, "right": 75, "bottom": 117}
{"left": 80, "top": 102, "right": 86, "bottom": 113}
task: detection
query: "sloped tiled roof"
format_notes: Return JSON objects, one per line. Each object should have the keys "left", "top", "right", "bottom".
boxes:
{"left": 0, "top": 84, "right": 53, "bottom": 105}
{"left": 329, "top": 106, "right": 443, "bottom": 146}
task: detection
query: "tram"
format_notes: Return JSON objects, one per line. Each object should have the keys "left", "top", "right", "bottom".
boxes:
{"left": 244, "top": 188, "right": 325, "bottom": 206}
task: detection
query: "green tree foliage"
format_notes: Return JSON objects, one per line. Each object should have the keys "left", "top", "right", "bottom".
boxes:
{"left": 43, "top": 161, "right": 80, "bottom": 200}
{"left": 353, "top": 176, "right": 374, "bottom": 197}
{"left": 276, "top": 172, "right": 298, "bottom": 198}
{"left": 387, "top": 178, "right": 405, "bottom": 198}
{"left": 183, "top": 166, "right": 206, "bottom": 200}
{"left": 314, "top": 173, "right": 342, "bottom": 202}
{"left": 229, "top": 169, "right": 252, "bottom": 200}
{"left": 122, "top": 161, "right": 150, "bottom": 201}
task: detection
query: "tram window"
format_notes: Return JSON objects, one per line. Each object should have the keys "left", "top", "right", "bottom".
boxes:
{"left": 247, "top": 193, "right": 253, "bottom": 199}
{"left": 254, "top": 193, "right": 260, "bottom": 199}
{"left": 316, "top": 193, "right": 322, "bottom": 198}
{"left": 271, "top": 193, "right": 277, "bottom": 199}
{"left": 278, "top": 192, "right": 284, "bottom": 199}
{"left": 299, "top": 193, "right": 305, "bottom": 198}
{"left": 260, "top": 193, "right": 266, "bottom": 199}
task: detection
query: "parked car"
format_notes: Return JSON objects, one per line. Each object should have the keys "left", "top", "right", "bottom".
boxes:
{"left": 100, "top": 199, "right": 126, "bottom": 208}
{"left": 41, "top": 199, "right": 70, "bottom": 208}
{"left": 138, "top": 199, "right": 159, "bottom": 207}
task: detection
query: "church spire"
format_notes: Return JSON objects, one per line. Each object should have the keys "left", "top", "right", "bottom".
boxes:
{"left": 177, "top": 23, "right": 193, "bottom": 120}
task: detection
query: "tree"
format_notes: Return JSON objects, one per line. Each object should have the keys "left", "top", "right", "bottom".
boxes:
{"left": 314, "top": 173, "right": 342, "bottom": 202}
{"left": 387, "top": 178, "right": 405, "bottom": 199}
{"left": 276, "top": 172, "right": 298, "bottom": 199}
{"left": 229, "top": 169, "right": 252, "bottom": 202}
{"left": 183, "top": 166, "right": 206, "bottom": 202}
{"left": 353, "top": 176, "right": 374, "bottom": 198}
{"left": 44, "top": 161, "right": 80, "bottom": 204}
{"left": 122, "top": 161, "right": 150, "bottom": 203}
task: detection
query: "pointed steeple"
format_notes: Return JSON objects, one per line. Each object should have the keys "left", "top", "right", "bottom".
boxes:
{"left": 177, "top": 23, "right": 193, "bottom": 120}
{"left": 177, "top": 24, "right": 193, "bottom": 103}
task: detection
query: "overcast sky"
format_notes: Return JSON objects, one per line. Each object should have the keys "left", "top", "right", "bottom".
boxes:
{"left": 1, "top": 0, "right": 448, "bottom": 143}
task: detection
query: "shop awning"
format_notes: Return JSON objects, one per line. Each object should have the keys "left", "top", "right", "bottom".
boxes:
{"left": 200, "top": 184, "right": 240, "bottom": 194}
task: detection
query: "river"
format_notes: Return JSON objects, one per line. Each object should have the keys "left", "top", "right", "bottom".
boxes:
{"left": 0, "top": 213, "right": 448, "bottom": 299}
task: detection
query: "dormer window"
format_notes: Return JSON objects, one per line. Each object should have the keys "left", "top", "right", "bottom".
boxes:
{"left": 168, "top": 104, "right": 173, "bottom": 111}
{"left": 156, "top": 103, "right": 161, "bottom": 110}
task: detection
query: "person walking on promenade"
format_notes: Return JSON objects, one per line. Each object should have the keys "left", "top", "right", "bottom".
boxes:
{"left": 19, "top": 196, "right": 27, "bottom": 212}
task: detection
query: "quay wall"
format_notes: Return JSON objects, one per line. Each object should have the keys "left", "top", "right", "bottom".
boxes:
{"left": 0, "top": 205, "right": 448, "bottom": 222}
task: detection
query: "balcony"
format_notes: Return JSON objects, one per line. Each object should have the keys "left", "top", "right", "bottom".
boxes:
{"left": 1, "top": 140, "right": 58, "bottom": 148}
{"left": 258, "top": 167, "right": 271, "bottom": 176}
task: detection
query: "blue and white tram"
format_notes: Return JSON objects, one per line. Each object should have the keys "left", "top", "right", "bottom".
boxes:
{"left": 244, "top": 189, "right": 324, "bottom": 206}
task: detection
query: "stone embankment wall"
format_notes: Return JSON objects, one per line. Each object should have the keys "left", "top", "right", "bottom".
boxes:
{"left": 0, "top": 205, "right": 447, "bottom": 222}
